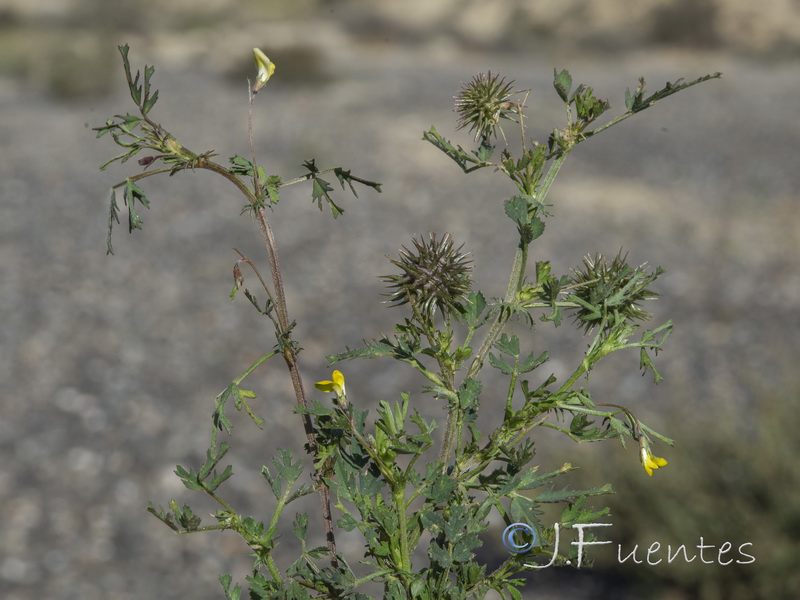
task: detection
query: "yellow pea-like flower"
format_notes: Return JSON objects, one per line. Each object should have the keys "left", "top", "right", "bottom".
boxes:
{"left": 252, "top": 48, "right": 275, "bottom": 94}
{"left": 640, "top": 446, "right": 668, "bottom": 476}
{"left": 315, "top": 370, "right": 346, "bottom": 399}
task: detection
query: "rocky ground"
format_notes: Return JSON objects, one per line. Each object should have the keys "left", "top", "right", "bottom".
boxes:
{"left": 2, "top": 3, "right": 799, "bottom": 599}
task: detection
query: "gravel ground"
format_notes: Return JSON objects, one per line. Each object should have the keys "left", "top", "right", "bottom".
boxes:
{"left": 2, "top": 18, "right": 799, "bottom": 600}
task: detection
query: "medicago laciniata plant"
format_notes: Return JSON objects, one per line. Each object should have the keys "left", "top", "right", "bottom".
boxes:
{"left": 96, "top": 45, "right": 720, "bottom": 599}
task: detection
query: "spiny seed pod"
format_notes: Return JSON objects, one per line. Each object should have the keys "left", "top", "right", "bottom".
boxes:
{"left": 381, "top": 233, "right": 473, "bottom": 322}
{"left": 568, "top": 252, "right": 661, "bottom": 333}
{"left": 454, "top": 72, "right": 518, "bottom": 142}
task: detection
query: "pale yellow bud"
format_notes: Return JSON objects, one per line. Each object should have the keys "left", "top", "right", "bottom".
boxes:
{"left": 252, "top": 48, "right": 275, "bottom": 94}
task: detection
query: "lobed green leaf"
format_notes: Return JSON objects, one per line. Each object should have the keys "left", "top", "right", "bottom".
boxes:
{"left": 553, "top": 68, "right": 573, "bottom": 102}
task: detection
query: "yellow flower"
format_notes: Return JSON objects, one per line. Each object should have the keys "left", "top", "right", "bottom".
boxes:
{"left": 251, "top": 48, "right": 276, "bottom": 94}
{"left": 315, "top": 370, "right": 346, "bottom": 398}
{"left": 640, "top": 446, "right": 668, "bottom": 476}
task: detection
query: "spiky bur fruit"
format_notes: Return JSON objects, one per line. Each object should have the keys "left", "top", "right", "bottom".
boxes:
{"left": 381, "top": 233, "right": 473, "bottom": 322}
{"left": 454, "top": 72, "right": 518, "bottom": 142}
{"left": 568, "top": 252, "right": 663, "bottom": 334}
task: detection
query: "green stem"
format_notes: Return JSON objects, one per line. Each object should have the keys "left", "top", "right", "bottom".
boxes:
{"left": 555, "top": 359, "right": 589, "bottom": 398}
{"left": 233, "top": 351, "right": 278, "bottom": 385}
{"left": 446, "top": 151, "right": 569, "bottom": 467}
{"left": 536, "top": 147, "right": 570, "bottom": 206}
{"left": 279, "top": 167, "right": 344, "bottom": 188}
{"left": 343, "top": 405, "right": 398, "bottom": 487}
{"left": 175, "top": 524, "right": 227, "bottom": 533}
{"left": 466, "top": 245, "right": 524, "bottom": 380}
{"left": 264, "top": 482, "right": 294, "bottom": 543}
{"left": 110, "top": 167, "right": 175, "bottom": 187}
{"left": 352, "top": 569, "right": 393, "bottom": 588}
{"left": 441, "top": 152, "right": 574, "bottom": 471}
{"left": 576, "top": 74, "right": 721, "bottom": 145}
{"left": 439, "top": 245, "right": 527, "bottom": 468}
{"left": 205, "top": 489, "right": 233, "bottom": 512}
{"left": 265, "top": 555, "right": 282, "bottom": 582}
{"left": 466, "top": 149, "right": 570, "bottom": 382}
{"left": 503, "top": 362, "right": 518, "bottom": 420}
{"left": 392, "top": 484, "right": 411, "bottom": 576}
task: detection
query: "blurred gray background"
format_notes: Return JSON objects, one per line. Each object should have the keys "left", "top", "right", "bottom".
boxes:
{"left": 2, "top": 1, "right": 798, "bottom": 598}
